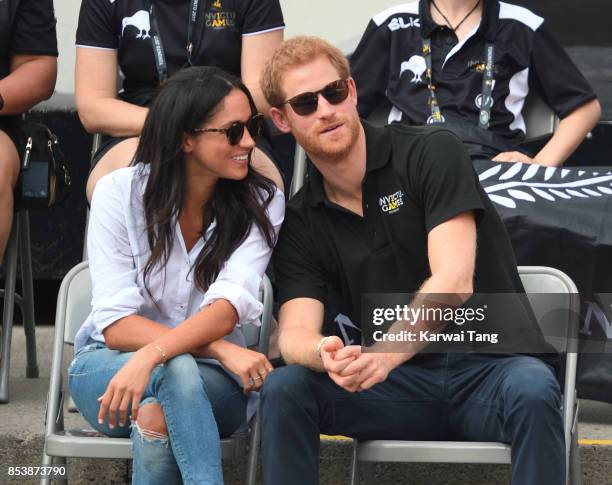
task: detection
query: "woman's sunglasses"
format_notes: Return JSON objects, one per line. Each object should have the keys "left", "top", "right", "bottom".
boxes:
{"left": 192, "top": 113, "right": 264, "bottom": 146}
{"left": 282, "top": 79, "right": 350, "bottom": 116}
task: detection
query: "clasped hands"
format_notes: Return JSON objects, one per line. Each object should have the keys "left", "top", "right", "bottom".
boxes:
{"left": 320, "top": 336, "right": 396, "bottom": 392}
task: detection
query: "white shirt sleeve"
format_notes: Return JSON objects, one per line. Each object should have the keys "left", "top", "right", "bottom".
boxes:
{"left": 200, "top": 188, "right": 285, "bottom": 324}
{"left": 87, "top": 172, "right": 145, "bottom": 340}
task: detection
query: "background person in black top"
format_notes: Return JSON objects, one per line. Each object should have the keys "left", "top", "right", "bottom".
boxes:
{"left": 351, "top": 0, "right": 601, "bottom": 165}
{"left": 259, "top": 36, "right": 564, "bottom": 485}
{"left": 0, "top": 0, "right": 57, "bottom": 263}
{"left": 76, "top": 0, "right": 285, "bottom": 202}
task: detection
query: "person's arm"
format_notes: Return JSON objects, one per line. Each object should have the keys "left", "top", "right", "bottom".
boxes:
{"left": 493, "top": 99, "right": 601, "bottom": 166}
{"left": 241, "top": 29, "right": 283, "bottom": 115}
{"left": 533, "top": 99, "right": 600, "bottom": 166}
{"left": 75, "top": 47, "right": 148, "bottom": 136}
{"left": 277, "top": 297, "right": 326, "bottom": 370}
{"left": 0, "top": 54, "right": 56, "bottom": 115}
{"left": 494, "top": 23, "right": 601, "bottom": 166}
{"left": 335, "top": 211, "right": 477, "bottom": 392}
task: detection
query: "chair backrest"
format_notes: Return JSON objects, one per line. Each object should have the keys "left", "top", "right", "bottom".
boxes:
{"left": 522, "top": 91, "right": 559, "bottom": 141}
{"left": 518, "top": 266, "right": 580, "bottom": 354}
{"left": 59, "top": 262, "right": 93, "bottom": 345}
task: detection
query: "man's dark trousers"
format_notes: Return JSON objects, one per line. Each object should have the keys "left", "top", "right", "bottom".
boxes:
{"left": 261, "top": 353, "right": 565, "bottom": 485}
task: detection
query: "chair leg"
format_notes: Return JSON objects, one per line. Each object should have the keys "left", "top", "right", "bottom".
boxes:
{"left": 0, "top": 217, "right": 19, "bottom": 403}
{"left": 40, "top": 452, "right": 53, "bottom": 485}
{"left": 245, "top": 414, "right": 261, "bottom": 485}
{"left": 350, "top": 441, "right": 359, "bottom": 485}
{"left": 570, "top": 423, "right": 582, "bottom": 485}
{"left": 18, "top": 211, "right": 38, "bottom": 378}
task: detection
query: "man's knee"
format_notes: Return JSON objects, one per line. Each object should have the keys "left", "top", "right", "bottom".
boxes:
{"left": 504, "top": 359, "right": 561, "bottom": 413}
{"left": 136, "top": 402, "right": 168, "bottom": 437}
{"left": 262, "top": 365, "right": 317, "bottom": 406}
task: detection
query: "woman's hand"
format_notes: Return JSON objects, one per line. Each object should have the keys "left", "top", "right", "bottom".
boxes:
{"left": 492, "top": 151, "right": 538, "bottom": 164}
{"left": 97, "top": 346, "right": 160, "bottom": 428}
{"left": 216, "top": 345, "right": 274, "bottom": 394}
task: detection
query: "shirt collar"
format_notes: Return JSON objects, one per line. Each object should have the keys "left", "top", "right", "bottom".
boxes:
{"left": 419, "top": 0, "right": 498, "bottom": 42}
{"left": 306, "top": 120, "right": 392, "bottom": 207}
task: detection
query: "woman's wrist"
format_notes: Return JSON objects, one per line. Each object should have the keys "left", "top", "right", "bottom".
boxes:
{"left": 140, "top": 343, "right": 167, "bottom": 367}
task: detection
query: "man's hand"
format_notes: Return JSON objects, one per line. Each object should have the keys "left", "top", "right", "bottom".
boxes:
{"left": 320, "top": 337, "right": 360, "bottom": 391}
{"left": 492, "top": 151, "right": 537, "bottom": 164}
{"left": 339, "top": 351, "right": 396, "bottom": 392}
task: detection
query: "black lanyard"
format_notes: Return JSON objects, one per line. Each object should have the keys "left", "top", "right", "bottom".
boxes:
{"left": 149, "top": 0, "right": 200, "bottom": 83}
{"left": 421, "top": 37, "right": 495, "bottom": 130}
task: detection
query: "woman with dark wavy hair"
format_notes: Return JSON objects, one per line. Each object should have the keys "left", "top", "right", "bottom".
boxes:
{"left": 68, "top": 66, "right": 285, "bottom": 485}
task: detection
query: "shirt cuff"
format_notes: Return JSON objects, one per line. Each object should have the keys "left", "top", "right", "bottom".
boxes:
{"left": 90, "top": 286, "right": 144, "bottom": 338}
{"left": 200, "top": 270, "right": 263, "bottom": 325}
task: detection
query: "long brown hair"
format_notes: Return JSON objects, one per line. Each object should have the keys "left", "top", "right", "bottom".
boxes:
{"left": 133, "top": 66, "right": 276, "bottom": 296}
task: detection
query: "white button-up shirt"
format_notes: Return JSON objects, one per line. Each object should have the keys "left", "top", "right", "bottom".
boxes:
{"left": 74, "top": 164, "right": 285, "bottom": 352}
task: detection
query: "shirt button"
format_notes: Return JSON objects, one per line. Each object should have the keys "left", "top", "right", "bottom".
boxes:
{"left": 446, "top": 36, "right": 454, "bottom": 45}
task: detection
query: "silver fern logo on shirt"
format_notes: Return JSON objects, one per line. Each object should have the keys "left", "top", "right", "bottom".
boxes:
{"left": 379, "top": 190, "right": 404, "bottom": 214}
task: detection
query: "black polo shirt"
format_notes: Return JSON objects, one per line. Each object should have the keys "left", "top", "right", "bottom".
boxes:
{"left": 350, "top": 0, "right": 596, "bottom": 159}
{"left": 273, "top": 121, "right": 556, "bottom": 360}
{"left": 76, "top": 0, "right": 284, "bottom": 107}
{"left": 0, "top": 0, "right": 58, "bottom": 79}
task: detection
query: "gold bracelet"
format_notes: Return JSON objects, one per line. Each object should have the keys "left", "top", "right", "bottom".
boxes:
{"left": 154, "top": 345, "right": 168, "bottom": 366}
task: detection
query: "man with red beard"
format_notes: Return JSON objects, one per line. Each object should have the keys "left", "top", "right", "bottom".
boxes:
{"left": 260, "top": 36, "right": 564, "bottom": 485}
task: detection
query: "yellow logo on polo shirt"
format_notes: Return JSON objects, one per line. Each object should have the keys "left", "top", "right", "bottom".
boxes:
{"left": 379, "top": 190, "right": 404, "bottom": 214}
{"left": 206, "top": 0, "right": 236, "bottom": 29}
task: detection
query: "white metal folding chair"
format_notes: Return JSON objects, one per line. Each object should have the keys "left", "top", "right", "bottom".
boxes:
{"left": 350, "top": 266, "right": 581, "bottom": 485}
{"left": 41, "top": 261, "right": 273, "bottom": 485}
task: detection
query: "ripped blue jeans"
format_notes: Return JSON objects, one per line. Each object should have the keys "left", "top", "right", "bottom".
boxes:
{"left": 68, "top": 342, "right": 246, "bottom": 485}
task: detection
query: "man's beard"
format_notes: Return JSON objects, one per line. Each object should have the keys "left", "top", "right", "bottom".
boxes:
{"left": 295, "top": 113, "right": 360, "bottom": 162}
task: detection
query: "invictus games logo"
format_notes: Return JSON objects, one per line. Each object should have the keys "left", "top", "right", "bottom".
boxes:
{"left": 379, "top": 190, "right": 404, "bottom": 214}
{"left": 205, "top": 3, "right": 236, "bottom": 29}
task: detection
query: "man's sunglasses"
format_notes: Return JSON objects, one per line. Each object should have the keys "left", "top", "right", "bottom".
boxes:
{"left": 282, "top": 79, "right": 350, "bottom": 116}
{"left": 192, "top": 113, "right": 264, "bottom": 146}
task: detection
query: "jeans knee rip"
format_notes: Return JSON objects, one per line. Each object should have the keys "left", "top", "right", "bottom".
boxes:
{"left": 132, "top": 422, "right": 169, "bottom": 446}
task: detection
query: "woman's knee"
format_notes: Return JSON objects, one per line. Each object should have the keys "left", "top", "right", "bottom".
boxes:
{"left": 154, "top": 353, "right": 202, "bottom": 397}
{"left": 0, "top": 133, "right": 20, "bottom": 190}
{"left": 136, "top": 401, "right": 168, "bottom": 437}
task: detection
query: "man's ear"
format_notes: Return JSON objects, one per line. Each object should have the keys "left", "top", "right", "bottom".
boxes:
{"left": 348, "top": 77, "right": 358, "bottom": 105}
{"left": 269, "top": 106, "right": 292, "bottom": 134}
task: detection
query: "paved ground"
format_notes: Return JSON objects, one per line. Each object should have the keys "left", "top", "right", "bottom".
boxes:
{"left": 1, "top": 326, "right": 611, "bottom": 484}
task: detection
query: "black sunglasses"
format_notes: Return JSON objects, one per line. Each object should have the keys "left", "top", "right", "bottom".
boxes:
{"left": 282, "top": 79, "right": 350, "bottom": 116}
{"left": 192, "top": 113, "right": 264, "bottom": 146}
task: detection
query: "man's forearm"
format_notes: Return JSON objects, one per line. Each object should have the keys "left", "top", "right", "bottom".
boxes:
{"left": 279, "top": 326, "right": 327, "bottom": 372}
{"left": 372, "top": 273, "right": 472, "bottom": 363}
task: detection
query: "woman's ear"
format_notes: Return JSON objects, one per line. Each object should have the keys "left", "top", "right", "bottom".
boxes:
{"left": 182, "top": 133, "right": 195, "bottom": 153}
